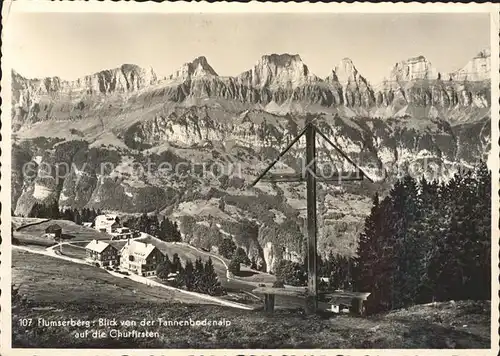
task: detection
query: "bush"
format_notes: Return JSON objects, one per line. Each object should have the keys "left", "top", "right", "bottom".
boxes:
{"left": 272, "top": 280, "right": 285, "bottom": 288}
{"left": 156, "top": 255, "right": 172, "bottom": 281}
{"left": 275, "top": 259, "right": 307, "bottom": 286}
{"left": 228, "top": 258, "right": 240, "bottom": 274}
{"left": 218, "top": 238, "right": 237, "bottom": 259}
{"left": 234, "top": 247, "right": 251, "bottom": 266}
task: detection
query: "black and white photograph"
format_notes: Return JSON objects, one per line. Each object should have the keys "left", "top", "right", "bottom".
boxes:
{"left": 1, "top": 1, "right": 498, "bottom": 353}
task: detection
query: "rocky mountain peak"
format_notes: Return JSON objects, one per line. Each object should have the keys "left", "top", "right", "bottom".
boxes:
{"left": 168, "top": 56, "right": 218, "bottom": 81}
{"left": 260, "top": 53, "right": 303, "bottom": 66}
{"left": 449, "top": 48, "right": 491, "bottom": 81}
{"left": 326, "top": 57, "right": 362, "bottom": 85}
{"left": 389, "top": 55, "right": 439, "bottom": 81}
{"left": 238, "top": 53, "right": 318, "bottom": 89}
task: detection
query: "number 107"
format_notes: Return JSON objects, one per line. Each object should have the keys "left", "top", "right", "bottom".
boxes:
{"left": 18, "top": 319, "right": 33, "bottom": 326}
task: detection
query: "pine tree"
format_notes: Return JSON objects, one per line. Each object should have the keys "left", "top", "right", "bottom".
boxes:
{"left": 409, "top": 177, "right": 447, "bottom": 303}
{"left": 202, "top": 258, "right": 225, "bottom": 296}
{"left": 172, "top": 221, "right": 182, "bottom": 242}
{"left": 250, "top": 256, "right": 258, "bottom": 270}
{"left": 387, "top": 175, "right": 420, "bottom": 309}
{"left": 158, "top": 217, "right": 167, "bottom": 241}
{"left": 73, "top": 209, "right": 82, "bottom": 225}
{"left": 470, "top": 161, "right": 491, "bottom": 300}
{"left": 171, "top": 253, "right": 182, "bottom": 273}
{"left": 218, "top": 238, "right": 237, "bottom": 259}
{"left": 234, "top": 247, "right": 250, "bottom": 265}
{"left": 430, "top": 168, "right": 475, "bottom": 301}
{"left": 149, "top": 215, "right": 159, "bottom": 237}
{"left": 183, "top": 259, "right": 195, "bottom": 290}
{"left": 52, "top": 201, "right": 61, "bottom": 219}
{"left": 172, "top": 264, "right": 186, "bottom": 288}
{"left": 355, "top": 192, "right": 396, "bottom": 313}
{"left": 156, "top": 255, "right": 172, "bottom": 281}
{"left": 139, "top": 213, "right": 149, "bottom": 234}
{"left": 81, "top": 208, "right": 89, "bottom": 223}
{"left": 193, "top": 258, "right": 205, "bottom": 291}
{"left": 228, "top": 256, "right": 241, "bottom": 275}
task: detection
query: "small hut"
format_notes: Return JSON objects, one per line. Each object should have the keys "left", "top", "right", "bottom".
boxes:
{"left": 45, "top": 224, "right": 62, "bottom": 239}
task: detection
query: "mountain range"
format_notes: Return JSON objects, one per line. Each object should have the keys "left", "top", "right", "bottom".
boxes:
{"left": 12, "top": 49, "right": 491, "bottom": 127}
{"left": 11, "top": 50, "right": 492, "bottom": 272}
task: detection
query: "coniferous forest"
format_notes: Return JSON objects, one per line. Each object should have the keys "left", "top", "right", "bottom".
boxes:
{"left": 355, "top": 161, "right": 491, "bottom": 314}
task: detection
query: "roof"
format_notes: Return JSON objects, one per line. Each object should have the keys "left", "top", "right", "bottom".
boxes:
{"left": 121, "top": 240, "right": 159, "bottom": 259}
{"left": 115, "top": 227, "right": 130, "bottom": 232}
{"left": 45, "top": 224, "right": 62, "bottom": 233}
{"left": 85, "top": 240, "right": 116, "bottom": 253}
{"left": 95, "top": 214, "right": 118, "bottom": 222}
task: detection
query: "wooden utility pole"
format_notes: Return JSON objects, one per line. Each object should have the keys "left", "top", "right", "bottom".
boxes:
{"left": 251, "top": 120, "right": 372, "bottom": 313}
{"left": 305, "top": 123, "right": 318, "bottom": 311}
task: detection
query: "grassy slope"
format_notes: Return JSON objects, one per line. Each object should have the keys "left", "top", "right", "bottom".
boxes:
{"left": 136, "top": 236, "right": 227, "bottom": 278}
{"left": 13, "top": 218, "right": 113, "bottom": 245}
{"left": 12, "top": 250, "right": 490, "bottom": 349}
{"left": 12, "top": 249, "right": 214, "bottom": 306}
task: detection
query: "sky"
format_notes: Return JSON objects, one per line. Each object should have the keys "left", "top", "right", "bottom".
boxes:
{"left": 6, "top": 12, "right": 490, "bottom": 85}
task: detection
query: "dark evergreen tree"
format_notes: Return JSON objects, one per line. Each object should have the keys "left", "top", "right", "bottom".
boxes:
{"left": 202, "top": 258, "right": 225, "bottom": 296}
{"left": 275, "top": 259, "right": 306, "bottom": 286}
{"left": 218, "top": 238, "right": 237, "bottom": 259}
{"left": 390, "top": 175, "right": 421, "bottom": 308}
{"left": 73, "top": 208, "right": 82, "bottom": 225}
{"left": 183, "top": 259, "right": 195, "bottom": 291}
{"left": 171, "top": 253, "right": 182, "bottom": 273}
{"left": 234, "top": 247, "right": 251, "bottom": 265}
{"left": 228, "top": 256, "right": 241, "bottom": 274}
{"left": 355, "top": 193, "right": 395, "bottom": 313}
{"left": 172, "top": 221, "right": 182, "bottom": 242}
{"left": 49, "top": 200, "right": 60, "bottom": 219}
{"left": 193, "top": 257, "right": 205, "bottom": 291}
{"left": 250, "top": 256, "right": 258, "bottom": 270}
{"left": 156, "top": 255, "right": 172, "bottom": 281}
{"left": 139, "top": 213, "right": 149, "bottom": 234}
{"left": 158, "top": 217, "right": 167, "bottom": 241}
{"left": 149, "top": 215, "right": 159, "bottom": 237}
{"left": 172, "top": 264, "right": 186, "bottom": 288}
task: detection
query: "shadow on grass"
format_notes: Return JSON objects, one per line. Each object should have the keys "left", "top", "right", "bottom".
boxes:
{"left": 233, "top": 270, "right": 259, "bottom": 278}
{"left": 60, "top": 233, "right": 76, "bottom": 240}
{"left": 401, "top": 320, "right": 489, "bottom": 348}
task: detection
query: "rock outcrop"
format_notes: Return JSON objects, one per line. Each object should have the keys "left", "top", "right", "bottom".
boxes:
{"left": 237, "top": 54, "right": 319, "bottom": 89}
{"left": 449, "top": 49, "right": 491, "bottom": 81}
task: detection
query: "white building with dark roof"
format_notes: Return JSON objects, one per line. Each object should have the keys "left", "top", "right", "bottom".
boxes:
{"left": 95, "top": 214, "right": 119, "bottom": 233}
{"left": 85, "top": 239, "right": 119, "bottom": 267}
{"left": 119, "top": 240, "right": 165, "bottom": 277}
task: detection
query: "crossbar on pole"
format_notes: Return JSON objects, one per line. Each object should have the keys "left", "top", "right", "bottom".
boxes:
{"left": 250, "top": 124, "right": 310, "bottom": 187}
{"left": 314, "top": 127, "right": 374, "bottom": 183}
{"left": 260, "top": 172, "right": 365, "bottom": 183}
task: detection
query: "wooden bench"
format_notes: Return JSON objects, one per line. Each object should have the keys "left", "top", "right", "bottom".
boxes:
{"left": 321, "top": 291, "right": 371, "bottom": 316}
{"left": 252, "top": 287, "right": 371, "bottom": 315}
{"left": 252, "top": 287, "right": 308, "bottom": 312}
